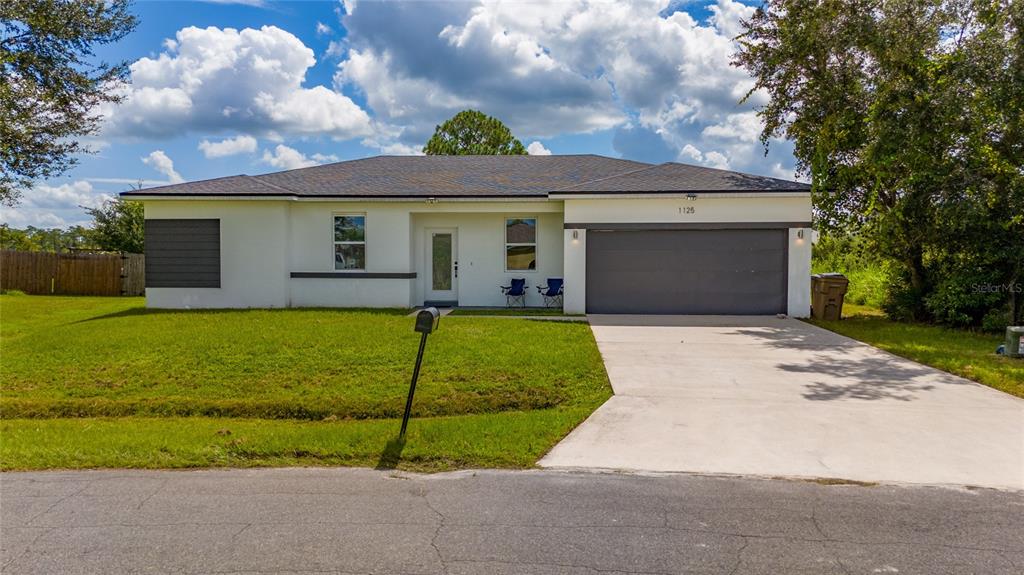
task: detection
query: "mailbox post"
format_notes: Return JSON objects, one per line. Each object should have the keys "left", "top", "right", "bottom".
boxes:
{"left": 400, "top": 307, "right": 440, "bottom": 438}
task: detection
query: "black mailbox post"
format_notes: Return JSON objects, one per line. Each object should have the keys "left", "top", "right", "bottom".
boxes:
{"left": 415, "top": 307, "right": 440, "bottom": 334}
{"left": 400, "top": 307, "right": 440, "bottom": 438}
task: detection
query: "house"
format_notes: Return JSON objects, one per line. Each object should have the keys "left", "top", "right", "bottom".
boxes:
{"left": 121, "top": 155, "right": 813, "bottom": 316}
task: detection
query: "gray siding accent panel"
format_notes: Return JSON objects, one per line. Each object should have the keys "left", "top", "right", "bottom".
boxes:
{"left": 145, "top": 219, "right": 221, "bottom": 288}
{"left": 586, "top": 229, "right": 787, "bottom": 315}
{"left": 290, "top": 272, "right": 417, "bottom": 279}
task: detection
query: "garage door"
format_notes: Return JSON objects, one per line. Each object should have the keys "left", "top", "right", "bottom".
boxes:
{"left": 586, "top": 229, "right": 787, "bottom": 314}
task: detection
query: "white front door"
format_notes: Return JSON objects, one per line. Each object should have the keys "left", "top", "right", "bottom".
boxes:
{"left": 426, "top": 228, "right": 458, "bottom": 302}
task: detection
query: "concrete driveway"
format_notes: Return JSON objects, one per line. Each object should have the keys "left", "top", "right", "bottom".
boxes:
{"left": 541, "top": 316, "right": 1024, "bottom": 490}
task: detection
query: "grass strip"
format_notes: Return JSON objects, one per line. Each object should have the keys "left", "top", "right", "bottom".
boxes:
{"left": 809, "top": 305, "right": 1023, "bottom": 399}
{"left": 0, "top": 408, "right": 598, "bottom": 472}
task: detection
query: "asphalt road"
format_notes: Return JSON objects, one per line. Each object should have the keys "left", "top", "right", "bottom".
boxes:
{"left": 2, "top": 468, "right": 1021, "bottom": 574}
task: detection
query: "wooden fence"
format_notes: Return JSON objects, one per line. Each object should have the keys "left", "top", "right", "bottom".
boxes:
{"left": 0, "top": 251, "right": 145, "bottom": 296}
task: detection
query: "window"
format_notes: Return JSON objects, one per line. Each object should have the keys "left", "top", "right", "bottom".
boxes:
{"left": 505, "top": 217, "right": 536, "bottom": 271}
{"left": 334, "top": 215, "right": 365, "bottom": 270}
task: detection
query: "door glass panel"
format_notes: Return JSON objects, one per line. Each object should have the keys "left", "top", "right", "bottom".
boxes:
{"left": 432, "top": 233, "right": 452, "bottom": 291}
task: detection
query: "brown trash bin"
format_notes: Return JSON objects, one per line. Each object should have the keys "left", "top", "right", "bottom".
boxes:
{"left": 811, "top": 273, "right": 849, "bottom": 320}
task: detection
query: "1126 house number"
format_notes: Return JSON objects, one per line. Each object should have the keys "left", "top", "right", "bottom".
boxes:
{"left": 679, "top": 206, "right": 695, "bottom": 214}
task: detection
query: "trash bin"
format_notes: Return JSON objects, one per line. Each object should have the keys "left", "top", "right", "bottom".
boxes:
{"left": 811, "top": 273, "right": 849, "bottom": 321}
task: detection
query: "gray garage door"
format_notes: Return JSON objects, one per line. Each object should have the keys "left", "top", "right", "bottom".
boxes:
{"left": 586, "top": 229, "right": 787, "bottom": 314}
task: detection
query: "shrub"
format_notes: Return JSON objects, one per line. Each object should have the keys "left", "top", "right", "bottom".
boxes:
{"left": 811, "top": 233, "right": 890, "bottom": 309}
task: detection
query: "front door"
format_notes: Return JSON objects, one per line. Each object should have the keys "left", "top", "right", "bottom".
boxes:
{"left": 426, "top": 228, "right": 458, "bottom": 303}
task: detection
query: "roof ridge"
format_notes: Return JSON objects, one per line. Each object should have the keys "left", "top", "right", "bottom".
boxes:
{"left": 660, "top": 161, "right": 806, "bottom": 186}
{"left": 552, "top": 161, "right": 668, "bottom": 192}
{"left": 248, "top": 174, "right": 297, "bottom": 194}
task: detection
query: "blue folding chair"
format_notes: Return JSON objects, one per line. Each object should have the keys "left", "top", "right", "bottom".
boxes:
{"left": 500, "top": 278, "right": 528, "bottom": 308}
{"left": 537, "top": 278, "right": 564, "bottom": 308}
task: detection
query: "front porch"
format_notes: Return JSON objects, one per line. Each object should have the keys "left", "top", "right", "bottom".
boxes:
{"left": 409, "top": 210, "right": 564, "bottom": 308}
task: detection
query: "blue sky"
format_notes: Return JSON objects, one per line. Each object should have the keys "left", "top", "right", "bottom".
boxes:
{"left": 2, "top": 0, "right": 798, "bottom": 229}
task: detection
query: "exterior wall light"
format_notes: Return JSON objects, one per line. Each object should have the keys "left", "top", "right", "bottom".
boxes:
{"left": 797, "top": 229, "right": 804, "bottom": 240}
{"left": 686, "top": 193, "right": 698, "bottom": 201}
{"left": 572, "top": 229, "right": 579, "bottom": 240}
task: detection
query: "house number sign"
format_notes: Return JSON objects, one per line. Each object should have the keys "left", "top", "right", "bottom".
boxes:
{"left": 678, "top": 206, "right": 695, "bottom": 214}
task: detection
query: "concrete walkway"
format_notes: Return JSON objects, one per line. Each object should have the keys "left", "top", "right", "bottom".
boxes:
{"left": 3, "top": 468, "right": 1022, "bottom": 574}
{"left": 541, "top": 315, "right": 1024, "bottom": 490}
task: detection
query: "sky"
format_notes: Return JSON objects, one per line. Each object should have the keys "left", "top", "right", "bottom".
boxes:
{"left": 1, "top": 0, "right": 799, "bottom": 229}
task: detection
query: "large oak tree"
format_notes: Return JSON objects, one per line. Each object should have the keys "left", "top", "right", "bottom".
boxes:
{"left": 423, "top": 110, "right": 527, "bottom": 155}
{"left": 734, "top": 0, "right": 1023, "bottom": 326}
{"left": 1, "top": 0, "right": 137, "bottom": 206}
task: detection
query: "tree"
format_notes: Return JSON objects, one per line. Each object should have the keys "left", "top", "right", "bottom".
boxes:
{"left": 0, "top": 0, "right": 138, "bottom": 206}
{"left": 0, "top": 224, "right": 34, "bottom": 250}
{"left": 733, "top": 0, "right": 1023, "bottom": 327}
{"left": 85, "top": 198, "right": 143, "bottom": 253}
{"left": 0, "top": 224, "right": 96, "bottom": 251}
{"left": 423, "top": 110, "right": 527, "bottom": 155}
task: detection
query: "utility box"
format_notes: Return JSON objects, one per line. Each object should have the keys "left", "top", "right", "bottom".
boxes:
{"left": 811, "top": 273, "right": 849, "bottom": 321}
{"left": 1007, "top": 326, "right": 1024, "bottom": 359}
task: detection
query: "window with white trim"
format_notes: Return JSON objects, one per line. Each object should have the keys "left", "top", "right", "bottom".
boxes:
{"left": 505, "top": 217, "right": 536, "bottom": 271}
{"left": 334, "top": 215, "right": 365, "bottom": 270}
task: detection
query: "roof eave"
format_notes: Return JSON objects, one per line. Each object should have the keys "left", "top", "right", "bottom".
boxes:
{"left": 548, "top": 190, "right": 811, "bottom": 199}
{"left": 119, "top": 193, "right": 557, "bottom": 202}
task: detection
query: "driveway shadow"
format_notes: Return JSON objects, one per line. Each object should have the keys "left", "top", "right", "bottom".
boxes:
{"left": 734, "top": 325, "right": 967, "bottom": 402}
{"left": 779, "top": 354, "right": 958, "bottom": 401}
{"left": 734, "top": 325, "right": 857, "bottom": 350}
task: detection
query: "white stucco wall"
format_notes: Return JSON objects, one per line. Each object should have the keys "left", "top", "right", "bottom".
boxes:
{"left": 411, "top": 209, "right": 563, "bottom": 307}
{"left": 288, "top": 202, "right": 414, "bottom": 308}
{"left": 141, "top": 193, "right": 810, "bottom": 314}
{"left": 560, "top": 194, "right": 813, "bottom": 317}
{"left": 144, "top": 200, "right": 290, "bottom": 309}
{"left": 788, "top": 227, "right": 813, "bottom": 317}
{"left": 563, "top": 228, "right": 586, "bottom": 314}
{"left": 562, "top": 195, "right": 811, "bottom": 224}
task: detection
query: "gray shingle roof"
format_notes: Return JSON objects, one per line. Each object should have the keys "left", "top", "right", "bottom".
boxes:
{"left": 121, "top": 155, "right": 809, "bottom": 199}
{"left": 123, "top": 155, "right": 651, "bottom": 198}
{"left": 552, "top": 162, "right": 811, "bottom": 194}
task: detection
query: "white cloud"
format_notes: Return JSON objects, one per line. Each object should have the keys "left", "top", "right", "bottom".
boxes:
{"left": 679, "top": 144, "right": 704, "bottom": 163}
{"left": 0, "top": 181, "right": 116, "bottom": 228}
{"left": 332, "top": 0, "right": 796, "bottom": 177}
{"left": 360, "top": 134, "right": 424, "bottom": 155}
{"left": 85, "top": 178, "right": 170, "bottom": 187}
{"left": 142, "top": 150, "right": 184, "bottom": 183}
{"left": 315, "top": 21, "right": 334, "bottom": 36}
{"left": 702, "top": 150, "right": 730, "bottom": 170}
{"left": 261, "top": 145, "right": 339, "bottom": 170}
{"left": 675, "top": 143, "right": 730, "bottom": 170}
{"left": 527, "top": 141, "right": 552, "bottom": 155}
{"left": 198, "top": 135, "right": 258, "bottom": 158}
{"left": 709, "top": 0, "right": 756, "bottom": 39}
{"left": 701, "top": 112, "right": 762, "bottom": 143}
{"left": 325, "top": 40, "right": 346, "bottom": 59}
{"left": 102, "top": 25, "right": 372, "bottom": 141}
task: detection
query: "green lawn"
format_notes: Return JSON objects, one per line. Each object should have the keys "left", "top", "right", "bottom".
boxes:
{"left": 809, "top": 304, "right": 1024, "bottom": 399}
{"left": 0, "top": 295, "right": 612, "bottom": 470}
